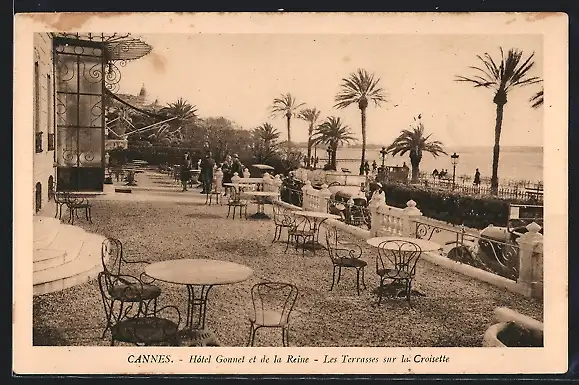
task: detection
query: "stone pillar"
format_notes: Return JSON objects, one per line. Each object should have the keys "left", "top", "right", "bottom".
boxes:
{"left": 516, "top": 222, "right": 544, "bottom": 299}
{"left": 243, "top": 168, "right": 250, "bottom": 179}
{"left": 302, "top": 180, "right": 313, "bottom": 210}
{"left": 319, "top": 184, "right": 332, "bottom": 213}
{"left": 402, "top": 200, "right": 423, "bottom": 237}
{"left": 369, "top": 190, "right": 386, "bottom": 237}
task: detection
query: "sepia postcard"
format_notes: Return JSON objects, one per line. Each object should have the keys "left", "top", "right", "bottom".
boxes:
{"left": 14, "top": 12, "right": 568, "bottom": 375}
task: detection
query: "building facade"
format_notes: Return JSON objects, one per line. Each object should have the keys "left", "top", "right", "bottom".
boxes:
{"left": 33, "top": 33, "right": 56, "bottom": 214}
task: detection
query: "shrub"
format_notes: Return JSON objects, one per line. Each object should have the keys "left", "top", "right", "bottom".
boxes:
{"left": 381, "top": 183, "right": 537, "bottom": 230}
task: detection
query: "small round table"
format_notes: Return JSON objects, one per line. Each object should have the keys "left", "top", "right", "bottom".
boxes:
{"left": 242, "top": 191, "right": 279, "bottom": 219}
{"left": 292, "top": 211, "right": 341, "bottom": 254}
{"left": 145, "top": 259, "right": 253, "bottom": 346}
{"left": 366, "top": 236, "right": 442, "bottom": 251}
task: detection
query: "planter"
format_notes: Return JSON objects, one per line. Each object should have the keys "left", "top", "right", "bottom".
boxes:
{"left": 482, "top": 307, "right": 543, "bottom": 347}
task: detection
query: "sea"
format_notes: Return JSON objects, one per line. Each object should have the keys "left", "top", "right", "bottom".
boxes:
{"left": 301, "top": 145, "right": 543, "bottom": 184}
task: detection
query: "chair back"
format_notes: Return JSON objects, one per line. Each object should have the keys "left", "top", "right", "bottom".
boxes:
{"left": 97, "top": 272, "right": 181, "bottom": 345}
{"left": 376, "top": 240, "right": 422, "bottom": 277}
{"left": 325, "top": 224, "right": 340, "bottom": 260}
{"left": 250, "top": 281, "right": 298, "bottom": 326}
{"left": 273, "top": 205, "right": 295, "bottom": 227}
{"left": 325, "top": 224, "right": 363, "bottom": 262}
{"left": 102, "top": 237, "right": 124, "bottom": 277}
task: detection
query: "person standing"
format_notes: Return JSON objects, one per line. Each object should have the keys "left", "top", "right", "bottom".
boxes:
{"left": 372, "top": 160, "right": 378, "bottom": 174}
{"left": 180, "top": 152, "right": 191, "bottom": 192}
{"left": 473, "top": 168, "right": 481, "bottom": 186}
{"left": 231, "top": 153, "right": 243, "bottom": 179}
{"left": 200, "top": 151, "right": 216, "bottom": 194}
{"left": 221, "top": 155, "right": 233, "bottom": 196}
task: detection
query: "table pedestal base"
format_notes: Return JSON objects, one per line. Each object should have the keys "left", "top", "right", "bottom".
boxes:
{"left": 179, "top": 328, "right": 220, "bottom": 347}
{"left": 249, "top": 200, "right": 271, "bottom": 220}
{"left": 372, "top": 282, "right": 426, "bottom": 299}
{"left": 249, "top": 212, "right": 270, "bottom": 220}
{"left": 301, "top": 240, "right": 326, "bottom": 251}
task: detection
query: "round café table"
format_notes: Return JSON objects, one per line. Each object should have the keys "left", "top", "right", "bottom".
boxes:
{"left": 242, "top": 191, "right": 279, "bottom": 220}
{"left": 366, "top": 236, "right": 442, "bottom": 251}
{"left": 145, "top": 259, "right": 253, "bottom": 346}
{"left": 292, "top": 211, "right": 341, "bottom": 255}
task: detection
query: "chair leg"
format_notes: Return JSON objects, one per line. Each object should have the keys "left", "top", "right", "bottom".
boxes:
{"left": 330, "top": 265, "right": 337, "bottom": 291}
{"left": 246, "top": 324, "right": 254, "bottom": 347}
{"left": 272, "top": 226, "right": 279, "bottom": 243}
{"left": 249, "top": 326, "right": 259, "bottom": 347}
{"left": 88, "top": 208, "right": 92, "bottom": 223}
{"left": 356, "top": 269, "right": 361, "bottom": 296}
{"left": 284, "top": 234, "right": 291, "bottom": 252}
{"left": 361, "top": 267, "right": 367, "bottom": 289}
{"left": 283, "top": 327, "right": 290, "bottom": 347}
{"left": 407, "top": 279, "right": 412, "bottom": 307}
{"left": 377, "top": 278, "right": 384, "bottom": 306}
{"left": 227, "top": 205, "right": 231, "bottom": 218}
{"left": 336, "top": 266, "right": 342, "bottom": 284}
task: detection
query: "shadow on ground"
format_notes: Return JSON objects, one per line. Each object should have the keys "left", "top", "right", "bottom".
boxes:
{"left": 185, "top": 212, "right": 223, "bottom": 219}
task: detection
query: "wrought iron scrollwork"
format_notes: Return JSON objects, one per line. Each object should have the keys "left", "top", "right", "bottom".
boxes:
{"left": 414, "top": 222, "right": 442, "bottom": 240}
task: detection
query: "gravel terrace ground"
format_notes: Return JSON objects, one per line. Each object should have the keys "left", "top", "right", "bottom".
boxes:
{"left": 33, "top": 169, "right": 543, "bottom": 347}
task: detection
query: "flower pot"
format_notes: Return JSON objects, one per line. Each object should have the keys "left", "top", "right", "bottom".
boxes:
{"left": 482, "top": 307, "right": 543, "bottom": 347}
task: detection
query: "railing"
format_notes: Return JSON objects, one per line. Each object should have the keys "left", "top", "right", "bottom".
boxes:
{"left": 35, "top": 132, "right": 43, "bottom": 153}
{"left": 414, "top": 177, "right": 543, "bottom": 203}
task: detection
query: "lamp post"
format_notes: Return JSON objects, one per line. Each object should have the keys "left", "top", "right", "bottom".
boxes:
{"left": 451, "top": 152, "right": 459, "bottom": 189}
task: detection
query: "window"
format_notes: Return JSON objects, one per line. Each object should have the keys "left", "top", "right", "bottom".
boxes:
{"left": 47, "top": 74, "right": 54, "bottom": 151}
{"left": 34, "top": 62, "right": 42, "bottom": 153}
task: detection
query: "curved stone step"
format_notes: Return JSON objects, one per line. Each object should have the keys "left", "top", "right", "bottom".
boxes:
{"left": 33, "top": 216, "right": 63, "bottom": 250}
{"left": 33, "top": 249, "right": 68, "bottom": 272}
{"left": 33, "top": 232, "right": 106, "bottom": 296}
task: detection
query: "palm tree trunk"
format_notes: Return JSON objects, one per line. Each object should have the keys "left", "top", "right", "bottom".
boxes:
{"left": 306, "top": 125, "right": 313, "bottom": 168}
{"left": 491, "top": 103, "right": 504, "bottom": 195}
{"left": 286, "top": 115, "right": 292, "bottom": 148}
{"left": 331, "top": 145, "right": 338, "bottom": 170}
{"left": 360, "top": 107, "right": 367, "bottom": 175}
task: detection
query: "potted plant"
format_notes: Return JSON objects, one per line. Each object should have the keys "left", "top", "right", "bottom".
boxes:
{"left": 483, "top": 307, "right": 543, "bottom": 347}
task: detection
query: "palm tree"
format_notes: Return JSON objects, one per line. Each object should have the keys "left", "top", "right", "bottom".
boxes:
{"left": 530, "top": 88, "right": 544, "bottom": 108}
{"left": 456, "top": 47, "right": 541, "bottom": 193}
{"left": 386, "top": 116, "right": 447, "bottom": 183}
{"left": 270, "top": 93, "right": 305, "bottom": 147}
{"left": 312, "top": 116, "right": 357, "bottom": 171}
{"left": 297, "top": 107, "right": 321, "bottom": 168}
{"left": 334, "top": 69, "right": 387, "bottom": 175}
{"left": 158, "top": 98, "right": 198, "bottom": 142}
{"left": 251, "top": 123, "right": 281, "bottom": 164}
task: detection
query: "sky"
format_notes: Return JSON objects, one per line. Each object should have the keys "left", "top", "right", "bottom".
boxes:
{"left": 117, "top": 33, "right": 543, "bottom": 148}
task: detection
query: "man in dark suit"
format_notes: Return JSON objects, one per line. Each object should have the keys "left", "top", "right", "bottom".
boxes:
{"left": 200, "top": 151, "right": 216, "bottom": 194}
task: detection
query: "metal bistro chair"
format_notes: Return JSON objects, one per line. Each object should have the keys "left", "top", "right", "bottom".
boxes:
{"left": 285, "top": 215, "right": 316, "bottom": 256}
{"left": 375, "top": 240, "right": 422, "bottom": 307}
{"left": 226, "top": 187, "right": 248, "bottom": 219}
{"left": 64, "top": 193, "right": 93, "bottom": 225}
{"left": 325, "top": 225, "right": 367, "bottom": 295}
{"left": 98, "top": 272, "right": 181, "bottom": 346}
{"left": 53, "top": 192, "right": 68, "bottom": 220}
{"left": 205, "top": 177, "right": 223, "bottom": 206}
{"left": 99, "top": 238, "right": 162, "bottom": 339}
{"left": 272, "top": 205, "right": 296, "bottom": 243}
{"left": 247, "top": 281, "right": 299, "bottom": 347}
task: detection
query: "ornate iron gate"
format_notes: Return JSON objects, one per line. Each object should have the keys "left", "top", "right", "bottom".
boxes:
{"left": 54, "top": 38, "right": 105, "bottom": 191}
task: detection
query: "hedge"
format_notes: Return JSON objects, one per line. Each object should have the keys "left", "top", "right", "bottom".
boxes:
{"left": 381, "top": 183, "right": 538, "bottom": 230}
